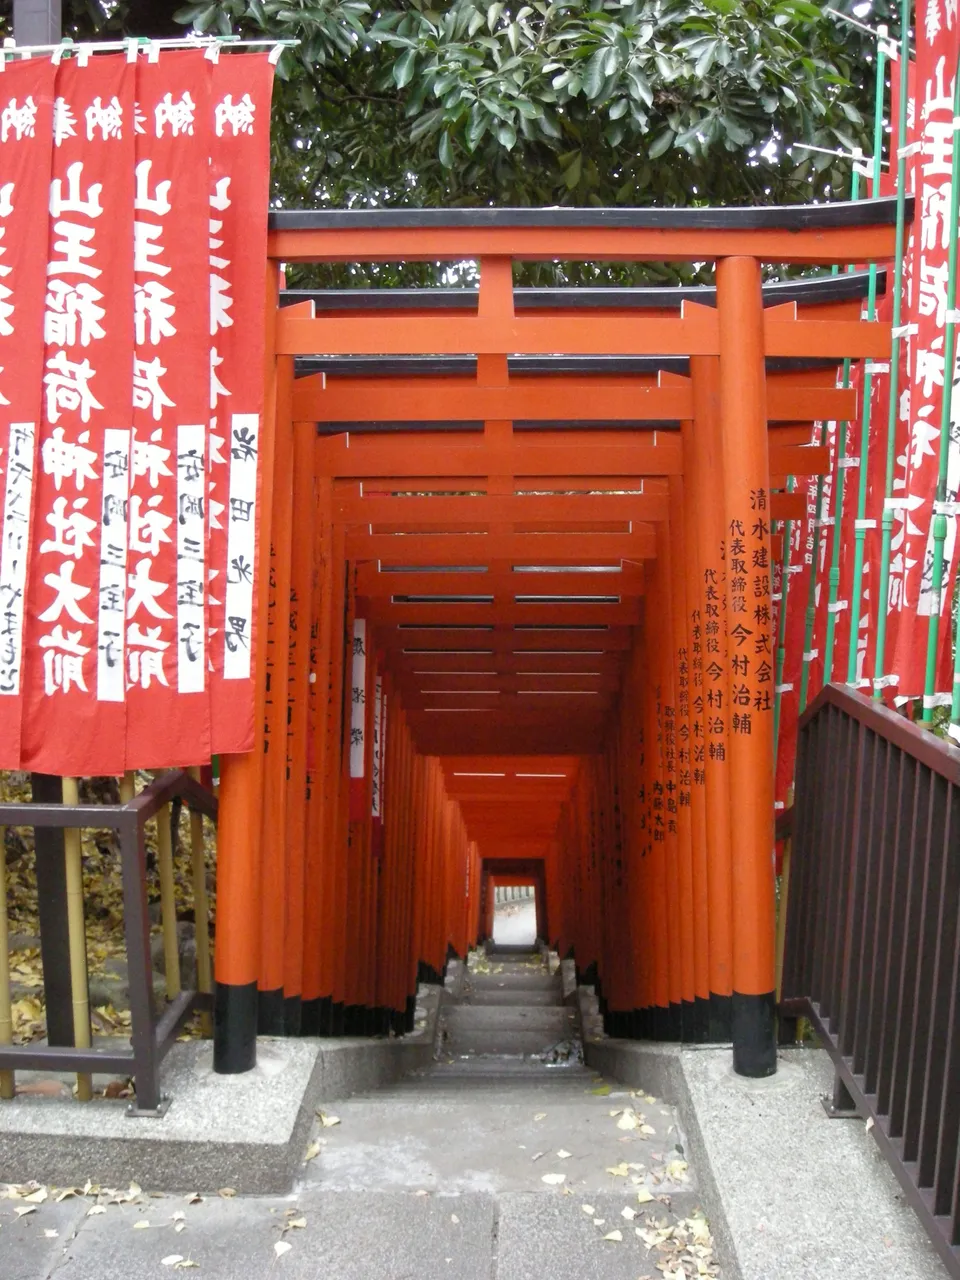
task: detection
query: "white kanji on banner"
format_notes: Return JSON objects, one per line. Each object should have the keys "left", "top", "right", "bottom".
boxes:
{"left": 350, "top": 619, "right": 367, "bottom": 779}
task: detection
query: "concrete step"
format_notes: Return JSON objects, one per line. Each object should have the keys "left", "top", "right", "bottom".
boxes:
{"left": 444, "top": 1005, "right": 576, "bottom": 1033}
{"left": 464, "top": 986, "right": 562, "bottom": 1006}
{"left": 443, "top": 1029, "right": 577, "bottom": 1055}
{"left": 471, "top": 957, "right": 547, "bottom": 972}
{"left": 381, "top": 1067, "right": 596, "bottom": 1089}
{"left": 485, "top": 945, "right": 541, "bottom": 959}
{"left": 468, "top": 973, "right": 560, "bottom": 993}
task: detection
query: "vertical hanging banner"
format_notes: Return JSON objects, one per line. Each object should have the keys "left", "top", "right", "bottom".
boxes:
{"left": 122, "top": 50, "right": 212, "bottom": 766}
{"left": 371, "top": 672, "right": 385, "bottom": 857}
{"left": 21, "top": 54, "right": 136, "bottom": 775}
{"left": 349, "top": 618, "right": 367, "bottom": 820}
{"left": 2, "top": 46, "right": 273, "bottom": 773}
{"left": 207, "top": 53, "right": 276, "bottom": 755}
{"left": 0, "top": 59, "right": 56, "bottom": 767}
{"left": 888, "top": 1, "right": 960, "bottom": 699}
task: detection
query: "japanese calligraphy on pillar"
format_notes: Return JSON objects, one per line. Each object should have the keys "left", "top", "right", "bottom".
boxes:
{"left": 702, "top": 555, "right": 726, "bottom": 763}
{"left": 727, "top": 491, "right": 774, "bottom": 736}
{"left": 688, "top": 606, "right": 705, "bottom": 788}
{"left": 349, "top": 618, "right": 367, "bottom": 820}
{"left": 0, "top": 60, "right": 56, "bottom": 768}
{"left": 207, "top": 53, "right": 275, "bottom": 753}
{"left": 21, "top": 54, "right": 136, "bottom": 775}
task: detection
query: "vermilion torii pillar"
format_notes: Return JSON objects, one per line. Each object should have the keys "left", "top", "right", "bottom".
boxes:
{"left": 716, "top": 256, "right": 777, "bottom": 1077}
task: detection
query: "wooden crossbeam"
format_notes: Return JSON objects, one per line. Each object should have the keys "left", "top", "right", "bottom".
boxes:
{"left": 318, "top": 434, "right": 683, "bottom": 479}
{"left": 397, "top": 651, "right": 624, "bottom": 674}
{"left": 397, "top": 672, "right": 622, "bottom": 693}
{"left": 406, "top": 713, "right": 610, "bottom": 756}
{"left": 406, "top": 691, "right": 614, "bottom": 711}
{"left": 336, "top": 492, "right": 671, "bottom": 525}
{"left": 268, "top": 221, "right": 898, "bottom": 266}
{"left": 377, "top": 625, "right": 634, "bottom": 652}
{"left": 769, "top": 445, "right": 829, "bottom": 475}
{"left": 278, "top": 309, "right": 889, "bottom": 360}
{"left": 344, "top": 531, "right": 659, "bottom": 561}
{"left": 362, "top": 600, "right": 641, "bottom": 627}
{"left": 440, "top": 754, "right": 578, "bottom": 775}
{"left": 295, "top": 374, "right": 692, "bottom": 423}
{"left": 293, "top": 373, "right": 854, "bottom": 425}
{"left": 356, "top": 566, "right": 645, "bottom": 596}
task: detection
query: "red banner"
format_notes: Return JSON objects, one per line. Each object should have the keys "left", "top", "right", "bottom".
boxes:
{"left": 0, "top": 48, "right": 273, "bottom": 773}
{"left": 0, "top": 60, "right": 57, "bottom": 767}
{"left": 887, "top": 3, "right": 960, "bottom": 701}
{"left": 207, "top": 53, "right": 275, "bottom": 755}
{"left": 21, "top": 54, "right": 136, "bottom": 775}
{"left": 124, "top": 50, "right": 212, "bottom": 767}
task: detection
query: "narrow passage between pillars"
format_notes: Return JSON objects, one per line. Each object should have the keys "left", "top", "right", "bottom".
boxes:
{"left": 211, "top": 204, "right": 895, "bottom": 1082}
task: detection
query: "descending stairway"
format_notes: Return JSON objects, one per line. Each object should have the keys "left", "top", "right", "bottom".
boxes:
{"left": 302, "top": 946, "right": 714, "bottom": 1278}
{"left": 438, "top": 945, "right": 583, "bottom": 1065}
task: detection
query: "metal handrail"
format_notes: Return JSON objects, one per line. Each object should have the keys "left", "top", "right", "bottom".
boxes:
{"left": 0, "top": 770, "right": 216, "bottom": 1116}
{"left": 782, "top": 684, "right": 960, "bottom": 1277}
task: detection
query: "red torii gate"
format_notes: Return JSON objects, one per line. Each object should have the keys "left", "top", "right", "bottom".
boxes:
{"left": 211, "top": 199, "right": 897, "bottom": 1078}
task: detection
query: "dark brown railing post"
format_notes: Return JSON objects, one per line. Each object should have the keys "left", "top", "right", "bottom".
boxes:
{"left": 119, "top": 803, "right": 162, "bottom": 1116}
{"left": 780, "top": 682, "right": 960, "bottom": 1279}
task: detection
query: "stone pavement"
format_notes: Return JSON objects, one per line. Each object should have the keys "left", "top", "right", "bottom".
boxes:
{"left": 1, "top": 949, "right": 718, "bottom": 1280}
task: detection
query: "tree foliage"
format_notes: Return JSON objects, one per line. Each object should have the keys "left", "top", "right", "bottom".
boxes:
{"left": 179, "top": 0, "right": 888, "bottom": 212}
{"left": 0, "top": 0, "right": 896, "bottom": 281}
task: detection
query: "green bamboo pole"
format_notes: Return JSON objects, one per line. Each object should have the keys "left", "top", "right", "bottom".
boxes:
{"left": 773, "top": 476, "right": 795, "bottom": 765}
{"left": 799, "top": 420, "right": 828, "bottom": 712}
{"left": 873, "top": 0, "right": 913, "bottom": 698}
{"left": 823, "top": 351, "right": 854, "bottom": 682}
{"left": 822, "top": 159, "right": 861, "bottom": 683}
{"left": 844, "top": 24, "right": 889, "bottom": 688}
{"left": 921, "top": 54, "right": 960, "bottom": 722}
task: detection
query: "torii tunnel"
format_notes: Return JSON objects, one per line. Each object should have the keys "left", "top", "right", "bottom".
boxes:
{"left": 213, "top": 200, "right": 898, "bottom": 1079}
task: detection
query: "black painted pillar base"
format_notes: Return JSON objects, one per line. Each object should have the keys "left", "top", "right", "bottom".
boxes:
{"left": 404, "top": 993, "right": 416, "bottom": 1033}
{"left": 300, "top": 995, "right": 326, "bottom": 1036}
{"left": 665, "top": 1002, "right": 683, "bottom": 1041}
{"left": 257, "top": 988, "right": 285, "bottom": 1036}
{"left": 330, "top": 1001, "right": 345, "bottom": 1036}
{"left": 732, "top": 990, "right": 777, "bottom": 1077}
{"left": 284, "top": 995, "right": 302, "bottom": 1037}
{"left": 692, "top": 996, "right": 711, "bottom": 1044}
{"left": 343, "top": 1004, "right": 371, "bottom": 1035}
{"left": 708, "top": 992, "right": 734, "bottom": 1042}
{"left": 214, "top": 981, "right": 258, "bottom": 1074}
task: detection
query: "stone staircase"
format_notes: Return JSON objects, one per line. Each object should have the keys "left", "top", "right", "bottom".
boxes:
{"left": 297, "top": 946, "right": 712, "bottom": 1278}
{"left": 439, "top": 945, "right": 582, "bottom": 1062}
